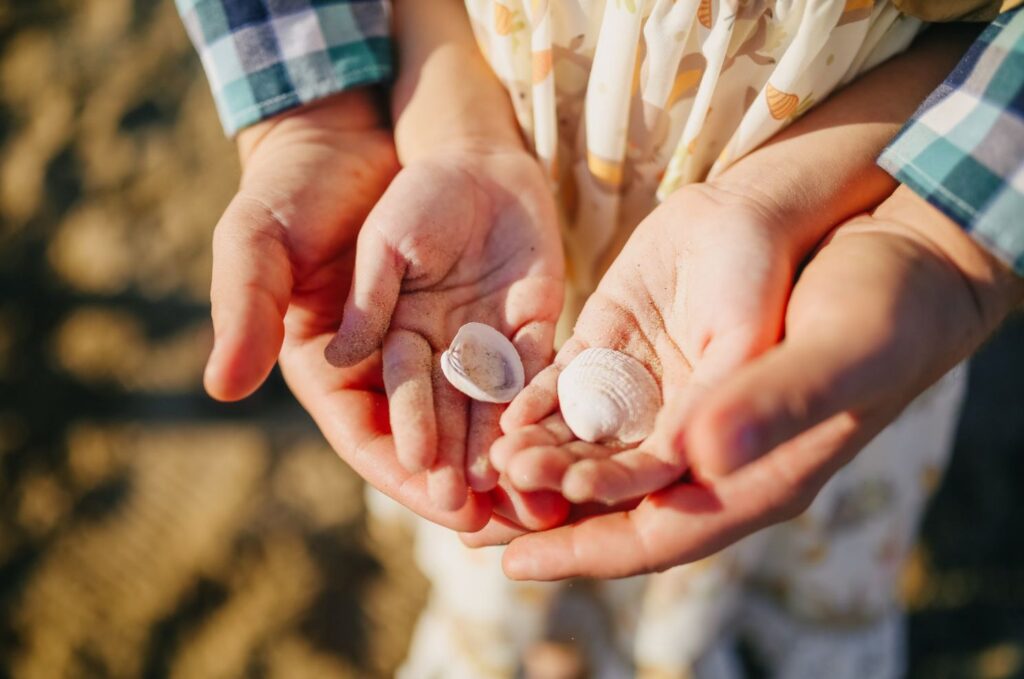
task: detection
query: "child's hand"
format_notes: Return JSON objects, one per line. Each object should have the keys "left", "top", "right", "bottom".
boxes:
{"left": 498, "top": 186, "right": 1024, "bottom": 580}
{"left": 204, "top": 91, "right": 491, "bottom": 532}
{"left": 324, "top": 147, "right": 565, "bottom": 511}
{"left": 491, "top": 182, "right": 795, "bottom": 506}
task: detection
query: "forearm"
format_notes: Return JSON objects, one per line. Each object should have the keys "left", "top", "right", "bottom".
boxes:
{"left": 710, "top": 23, "right": 981, "bottom": 257}
{"left": 392, "top": 0, "right": 524, "bottom": 163}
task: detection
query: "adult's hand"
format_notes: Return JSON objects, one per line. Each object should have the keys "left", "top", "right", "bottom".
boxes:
{"left": 203, "top": 89, "right": 491, "bottom": 532}
{"left": 499, "top": 185, "right": 1024, "bottom": 579}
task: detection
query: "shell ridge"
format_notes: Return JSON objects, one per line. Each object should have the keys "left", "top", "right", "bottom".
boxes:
{"left": 557, "top": 347, "right": 662, "bottom": 444}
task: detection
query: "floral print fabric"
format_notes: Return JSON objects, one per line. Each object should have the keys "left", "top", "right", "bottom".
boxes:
{"left": 466, "top": 0, "right": 922, "bottom": 299}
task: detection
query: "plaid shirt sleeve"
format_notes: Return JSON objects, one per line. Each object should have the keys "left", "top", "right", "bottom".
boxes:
{"left": 175, "top": 0, "right": 393, "bottom": 136}
{"left": 878, "top": 7, "right": 1024, "bottom": 276}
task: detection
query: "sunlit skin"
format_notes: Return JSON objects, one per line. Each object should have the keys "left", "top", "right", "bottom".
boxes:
{"left": 199, "top": 8, "right": 998, "bottom": 579}
{"left": 490, "top": 181, "right": 798, "bottom": 506}
{"left": 204, "top": 0, "right": 573, "bottom": 532}
{"left": 306, "top": 0, "right": 572, "bottom": 523}
{"left": 471, "top": 26, "right": 992, "bottom": 561}
{"left": 201, "top": 91, "right": 494, "bottom": 531}
{"left": 492, "top": 186, "right": 1024, "bottom": 580}
{"left": 487, "top": 24, "right": 977, "bottom": 510}
{"left": 323, "top": 148, "right": 565, "bottom": 512}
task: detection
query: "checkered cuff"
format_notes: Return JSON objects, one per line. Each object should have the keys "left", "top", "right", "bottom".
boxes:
{"left": 879, "top": 7, "right": 1024, "bottom": 276}
{"left": 176, "top": 0, "right": 393, "bottom": 136}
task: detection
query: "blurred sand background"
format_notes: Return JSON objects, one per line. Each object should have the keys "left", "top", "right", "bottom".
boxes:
{"left": 0, "top": 1, "right": 1022, "bottom": 677}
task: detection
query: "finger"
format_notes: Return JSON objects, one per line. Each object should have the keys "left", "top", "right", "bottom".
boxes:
{"left": 204, "top": 193, "right": 293, "bottom": 401}
{"left": 507, "top": 437, "right": 625, "bottom": 494}
{"left": 382, "top": 330, "right": 436, "bottom": 473}
{"left": 325, "top": 217, "right": 404, "bottom": 367}
{"left": 691, "top": 322, "right": 779, "bottom": 388}
{"left": 463, "top": 492, "right": 637, "bottom": 548}
{"left": 561, "top": 448, "right": 685, "bottom": 505}
{"left": 280, "top": 338, "right": 491, "bottom": 532}
{"left": 512, "top": 319, "right": 557, "bottom": 382}
{"left": 500, "top": 363, "right": 561, "bottom": 432}
{"left": 682, "top": 228, "right": 929, "bottom": 478}
{"left": 490, "top": 481, "right": 570, "bottom": 531}
{"left": 428, "top": 360, "right": 470, "bottom": 511}
{"left": 684, "top": 332, "right": 886, "bottom": 478}
{"left": 466, "top": 402, "right": 502, "bottom": 491}
{"left": 490, "top": 414, "right": 574, "bottom": 473}
{"left": 503, "top": 410, "right": 870, "bottom": 580}
{"left": 506, "top": 445, "right": 576, "bottom": 492}
{"left": 563, "top": 386, "right": 701, "bottom": 504}
{"left": 500, "top": 338, "right": 587, "bottom": 432}
{"left": 460, "top": 514, "right": 530, "bottom": 548}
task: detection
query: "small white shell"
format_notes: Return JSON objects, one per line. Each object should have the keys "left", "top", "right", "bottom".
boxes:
{"left": 557, "top": 348, "right": 661, "bottom": 444}
{"left": 441, "top": 323, "right": 525, "bottom": 403}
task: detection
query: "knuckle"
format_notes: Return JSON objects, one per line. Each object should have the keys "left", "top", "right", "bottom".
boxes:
{"left": 216, "top": 194, "right": 291, "bottom": 255}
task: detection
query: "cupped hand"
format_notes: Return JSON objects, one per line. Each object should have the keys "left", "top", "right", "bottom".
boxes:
{"left": 202, "top": 90, "right": 491, "bottom": 531}
{"left": 498, "top": 186, "right": 1024, "bottom": 579}
{"left": 490, "top": 182, "right": 798, "bottom": 507}
{"left": 322, "top": 147, "right": 565, "bottom": 511}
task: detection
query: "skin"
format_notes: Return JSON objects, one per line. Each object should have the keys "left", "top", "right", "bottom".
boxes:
{"left": 200, "top": 5, "right": 1006, "bottom": 584}
{"left": 324, "top": 147, "right": 564, "bottom": 511}
{"left": 488, "top": 24, "right": 979, "bottom": 509}
{"left": 497, "top": 185, "right": 1024, "bottom": 580}
{"left": 202, "top": 90, "right": 493, "bottom": 531}
{"left": 323, "top": 0, "right": 569, "bottom": 520}
{"left": 205, "top": 0, "right": 569, "bottom": 533}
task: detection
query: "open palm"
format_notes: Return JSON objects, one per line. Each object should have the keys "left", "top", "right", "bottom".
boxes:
{"left": 324, "top": 148, "right": 566, "bottom": 511}
{"left": 492, "top": 184, "right": 797, "bottom": 507}
{"left": 498, "top": 186, "right": 1024, "bottom": 580}
{"left": 204, "top": 92, "right": 490, "bottom": 531}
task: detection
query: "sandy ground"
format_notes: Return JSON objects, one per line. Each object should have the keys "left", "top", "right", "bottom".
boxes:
{"left": 0, "top": 1, "right": 1022, "bottom": 677}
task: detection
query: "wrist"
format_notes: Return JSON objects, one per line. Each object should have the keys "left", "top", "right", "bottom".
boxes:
{"left": 236, "top": 87, "right": 387, "bottom": 165}
{"left": 391, "top": 0, "right": 523, "bottom": 164}
{"left": 393, "top": 42, "right": 524, "bottom": 163}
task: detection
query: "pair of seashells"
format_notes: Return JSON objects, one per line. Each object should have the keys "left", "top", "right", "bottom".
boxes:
{"left": 441, "top": 323, "right": 661, "bottom": 444}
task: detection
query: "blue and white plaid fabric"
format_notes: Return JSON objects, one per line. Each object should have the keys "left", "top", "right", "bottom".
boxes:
{"left": 176, "top": 0, "right": 393, "bottom": 135}
{"left": 879, "top": 7, "right": 1024, "bottom": 276}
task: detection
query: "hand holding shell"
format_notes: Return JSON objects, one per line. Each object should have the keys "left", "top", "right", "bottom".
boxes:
{"left": 487, "top": 190, "right": 797, "bottom": 509}
{"left": 440, "top": 327, "right": 662, "bottom": 447}
{"left": 489, "top": 337, "right": 676, "bottom": 505}
{"left": 320, "top": 152, "right": 565, "bottom": 514}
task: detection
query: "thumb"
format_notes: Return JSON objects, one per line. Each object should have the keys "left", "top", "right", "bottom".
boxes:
{"left": 324, "top": 216, "right": 405, "bottom": 367}
{"left": 684, "top": 323, "right": 895, "bottom": 478}
{"left": 204, "top": 193, "right": 293, "bottom": 401}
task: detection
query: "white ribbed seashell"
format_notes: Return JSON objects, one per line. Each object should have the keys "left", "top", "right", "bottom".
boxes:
{"left": 557, "top": 348, "right": 661, "bottom": 444}
{"left": 441, "top": 323, "right": 525, "bottom": 403}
